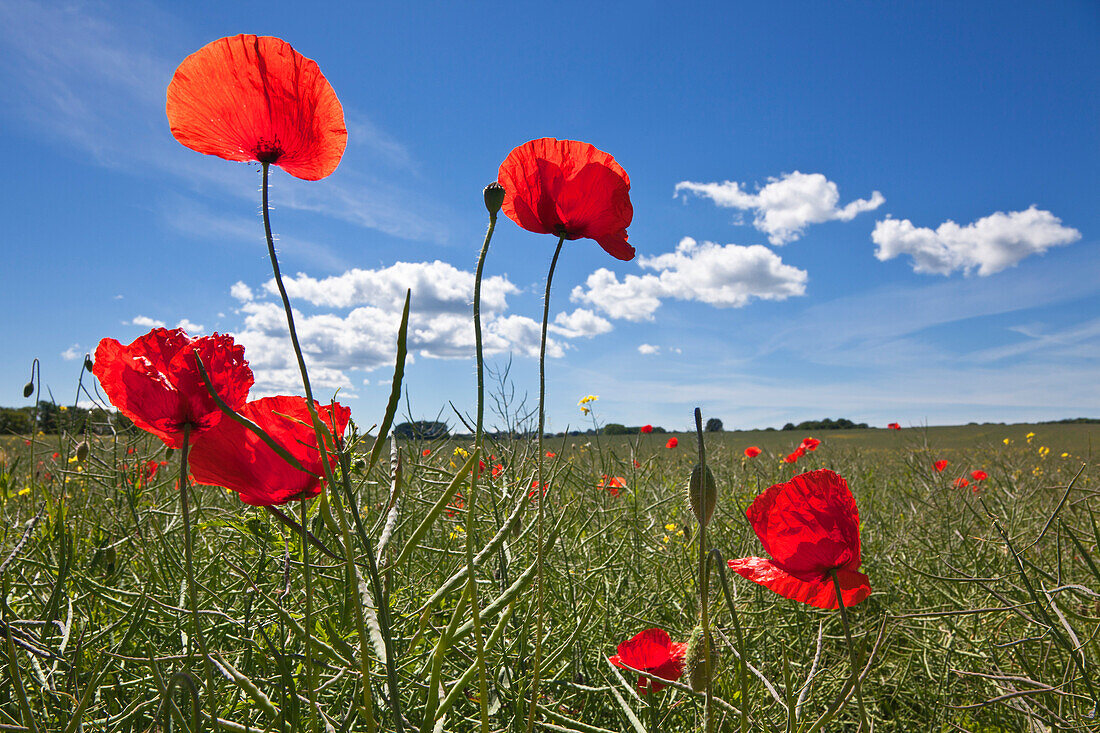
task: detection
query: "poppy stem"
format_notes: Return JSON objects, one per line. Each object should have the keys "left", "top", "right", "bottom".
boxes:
{"left": 526, "top": 234, "right": 565, "bottom": 733}
{"left": 301, "top": 498, "right": 319, "bottom": 733}
{"left": 468, "top": 201, "right": 498, "bottom": 733}
{"left": 830, "top": 569, "right": 870, "bottom": 731}
{"left": 178, "top": 424, "right": 219, "bottom": 732}
{"left": 693, "top": 409, "right": 714, "bottom": 733}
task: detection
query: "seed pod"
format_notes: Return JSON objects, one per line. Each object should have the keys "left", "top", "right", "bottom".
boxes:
{"left": 76, "top": 441, "right": 90, "bottom": 462}
{"left": 687, "top": 463, "right": 717, "bottom": 527}
{"left": 683, "top": 625, "right": 713, "bottom": 692}
{"left": 483, "top": 182, "right": 505, "bottom": 215}
{"left": 23, "top": 381, "right": 34, "bottom": 398}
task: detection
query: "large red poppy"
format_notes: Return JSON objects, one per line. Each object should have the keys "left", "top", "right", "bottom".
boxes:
{"left": 970, "top": 470, "right": 988, "bottom": 481}
{"left": 744, "top": 446, "right": 762, "bottom": 458}
{"left": 497, "top": 138, "right": 635, "bottom": 261}
{"left": 609, "top": 628, "right": 686, "bottom": 694}
{"left": 189, "top": 396, "right": 349, "bottom": 506}
{"left": 640, "top": 424, "right": 653, "bottom": 434}
{"left": 933, "top": 459, "right": 948, "bottom": 472}
{"left": 94, "top": 328, "right": 253, "bottom": 449}
{"left": 666, "top": 437, "right": 678, "bottom": 449}
{"left": 728, "top": 469, "right": 871, "bottom": 610}
{"left": 800, "top": 437, "right": 821, "bottom": 452}
{"left": 167, "top": 35, "right": 347, "bottom": 181}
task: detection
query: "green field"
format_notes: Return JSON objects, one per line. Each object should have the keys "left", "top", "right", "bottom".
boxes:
{"left": 0, "top": 420, "right": 1096, "bottom": 731}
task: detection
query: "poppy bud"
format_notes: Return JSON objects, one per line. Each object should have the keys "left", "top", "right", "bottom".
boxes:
{"left": 165, "top": 447, "right": 175, "bottom": 461}
{"left": 687, "top": 463, "right": 717, "bottom": 527}
{"left": 23, "top": 381, "right": 34, "bottom": 398}
{"left": 483, "top": 182, "right": 505, "bottom": 215}
{"left": 84, "top": 356, "right": 94, "bottom": 372}
{"left": 683, "top": 625, "right": 713, "bottom": 692}
{"left": 76, "top": 441, "right": 90, "bottom": 463}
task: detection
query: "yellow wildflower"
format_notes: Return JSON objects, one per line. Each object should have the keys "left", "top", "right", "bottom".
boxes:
{"left": 665, "top": 523, "right": 676, "bottom": 532}
{"left": 59, "top": 405, "right": 68, "bottom": 412}
{"left": 18, "top": 487, "right": 31, "bottom": 496}
{"left": 1060, "top": 452, "right": 1069, "bottom": 458}
{"left": 578, "top": 395, "right": 598, "bottom": 405}
{"left": 1038, "top": 446, "right": 1050, "bottom": 458}
{"left": 1026, "top": 432, "right": 1035, "bottom": 443}
{"left": 1003, "top": 438, "right": 1010, "bottom": 445}
{"left": 453, "top": 446, "right": 469, "bottom": 458}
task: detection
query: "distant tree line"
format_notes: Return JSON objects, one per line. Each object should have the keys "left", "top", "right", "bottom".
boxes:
{"left": 0, "top": 402, "right": 134, "bottom": 436}
{"left": 782, "top": 418, "right": 870, "bottom": 431}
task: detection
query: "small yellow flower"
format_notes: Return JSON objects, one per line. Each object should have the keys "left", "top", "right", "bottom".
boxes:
{"left": 1026, "top": 432, "right": 1035, "bottom": 443}
{"left": 662, "top": 534, "right": 670, "bottom": 544}
{"left": 1060, "top": 452, "right": 1069, "bottom": 458}
{"left": 59, "top": 405, "right": 68, "bottom": 412}
{"left": 18, "top": 487, "right": 31, "bottom": 496}
{"left": 578, "top": 395, "right": 599, "bottom": 405}
{"left": 580, "top": 406, "right": 590, "bottom": 415}
{"left": 1038, "top": 446, "right": 1050, "bottom": 458}
{"left": 453, "top": 447, "right": 469, "bottom": 458}
{"left": 68, "top": 456, "right": 79, "bottom": 464}
{"left": 1003, "top": 438, "right": 1010, "bottom": 445}
{"left": 664, "top": 523, "right": 676, "bottom": 532}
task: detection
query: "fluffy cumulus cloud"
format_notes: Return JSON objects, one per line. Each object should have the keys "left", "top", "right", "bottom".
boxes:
{"left": 571, "top": 237, "right": 808, "bottom": 321}
{"left": 231, "top": 260, "right": 578, "bottom": 393}
{"left": 638, "top": 344, "right": 660, "bottom": 355}
{"left": 872, "top": 206, "right": 1081, "bottom": 276}
{"left": 129, "top": 315, "right": 166, "bottom": 328}
{"left": 675, "top": 172, "right": 884, "bottom": 245}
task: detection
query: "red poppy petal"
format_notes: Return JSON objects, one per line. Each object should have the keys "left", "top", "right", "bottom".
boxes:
{"left": 594, "top": 228, "right": 636, "bottom": 261}
{"left": 167, "top": 35, "right": 347, "bottom": 180}
{"left": 615, "top": 628, "right": 674, "bottom": 669}
{"left": 728, "top": 557, "right": 871, "bottom": 610}
{"left": 746, "top": 469, "right": 862, "bottom": 575}
{"left": 189, "top": 396, "right": 349, "bottom": 506}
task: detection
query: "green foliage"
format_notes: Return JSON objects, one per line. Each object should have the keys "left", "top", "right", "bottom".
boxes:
{"left": 0, "top": 423, "right": 1096, "bottom": 730}
{"left": 705, "top": 417, "right": 723, "bottom": 432}
{"left": 782, "top": 417, "right": 870, "bottom": 431}
{"left": 393, "top": 420, "right": 449, "bottom": 440}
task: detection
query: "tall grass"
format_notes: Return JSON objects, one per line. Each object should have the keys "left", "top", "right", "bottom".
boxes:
{"left": 0, "top": 417, "right": 1096, "bottom": 731}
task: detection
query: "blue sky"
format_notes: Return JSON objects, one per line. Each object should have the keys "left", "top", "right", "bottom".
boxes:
{"left": 2, "top": 0, "right": 1097, "bottom": 432}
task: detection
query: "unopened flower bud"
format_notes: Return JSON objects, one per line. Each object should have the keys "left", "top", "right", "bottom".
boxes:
{"left": 684, "top": 625, "right": 713, "bottom": 692}
{"left": 76, "top": 441, "right": 90, "bottom": 462}
{"left": 84, "top": 357, "right": 94, "bottom": 372}
{"left": 23, "top": 381, "right": 34, "bottom": 398}
{"left": 687, "top": 463, "right": 717, "bottom": 527}
{"left": 164, "top": 447, "right": 175, "bottom": 461}
{"left": 484, "top": 182, "right": 505, "bottom": 215}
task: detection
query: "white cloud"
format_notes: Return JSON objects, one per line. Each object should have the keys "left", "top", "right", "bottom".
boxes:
{"left": 872, "top": 206, "right": 1081, "bottom": 276}
{"left": 549, "top": 309, "right": 613, "bottom": 339}
{"left": 638, "top": 344, "right": 660, "bottom": 355}
{"left": 175, "top": 319, "right": 204, "bottom": 334}
{"left": 230, "top": 281, "right": 254, "bottom": 302}
{"left": 675, "top": 172, "right": 884, "bottom": 245}
{"left": 271, "top": 261, "right": 518, "bottom": 313}
{"left": 230, "top": 259, "right": 578, "bottom": 393}
{"left": 129, "top": 315, "right": 166, "bottom": 328}
{"left": 571, "top": 237, "right": 808, "bottom": 321}
{"left": 61, "top": 344, "right": 81, "bottom": 361}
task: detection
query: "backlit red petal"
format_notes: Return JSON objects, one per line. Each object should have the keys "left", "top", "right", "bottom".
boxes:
{"left": 746, "top": 469, "right": 861, "bottom": 575}
{"left": 189, "top": 396, "right": 349, "bottom": 506}
{"left": 727, "top": 556, "right": 871, "bottom": 610}
{"left": 167, "top": 35, "right": 347, "bottom": 180}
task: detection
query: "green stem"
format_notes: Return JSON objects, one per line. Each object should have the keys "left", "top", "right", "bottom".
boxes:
{"left": 468, "top": 211, "right": 497, "bottom": 732}
{"left": 525, "top": 234, "right": 565, "bottom": 733}
{"left": 830, "top": 569, "right": 869, "bottom": 731}
{"left": 301, "top": 499, "right": 318, "bottom": 733}
{"left": 178, "top": 424, "right": 218, "bottom": 732}
{"left": 693, "top": 409, "right": 713, "bottom": 733}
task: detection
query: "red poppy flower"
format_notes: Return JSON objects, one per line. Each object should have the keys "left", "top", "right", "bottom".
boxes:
{"left": 497, "top": 138, "right": 634, "bottom": 261}
{"left": 446, "top": 492, "right": 465, "bottom": 519}
{"left": 953, "top": 477, "right": 969, "bottom": 489}
{"left": 887, "top": 423, "right": 901, "bottom": 430}
{"left": 94, "top": 328, "right": 253, "bottom": 449}
{"left": 421, "top": 448, "right": 431, "bottom": 457}
{"left": 127, "top": 447, "right": 137, "bottom": 455}
{"left": 528, "top": 480, "right": 548, "bottom": 501}
{"left": 51, "top": 452, "right": 60, "bottom": 461}
{"left": 609, "top": 628, "right": 687, "bottom": 694}
{"left": 933, "top": 459, "right": 948, "bottom": 472}
{"left": 784, "top": 447, "right": 805, "bottom": 464}
{"left": 491, "top": 463, "right": 504, "bottom": 479}
{"left": 666, "top": 437, "right": 678, "bottom": 449}
{"left": 546, "top": 451, "right": 557, "bottom": 458}
{"left": 800, "top": 437, "right": 821, "bottom": 452}
{"left": 189, "top": 396, "right": 349, "bottom": 506}
{"left": 640, "top": 424, "right": 653, "bottom": 434}
{"left": 167, "top": 35, "right": 347, "bottom": 181}
{"left": 744, "top": 446, "right": 762, "bottom": 458}
{"left": 633, "top": 459, "right": 642, "bottom": 468}
{"left": 598, "top": 475, "right": 626, "bottom": 497}
{"left": 970, "top": 470, "right": 988, "bottom": 481}
{"left": 728, "top": 469, "right": 871, "bottom": 610}
{"left": 23, "top": 440, "right": 31, "bottom": 447}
